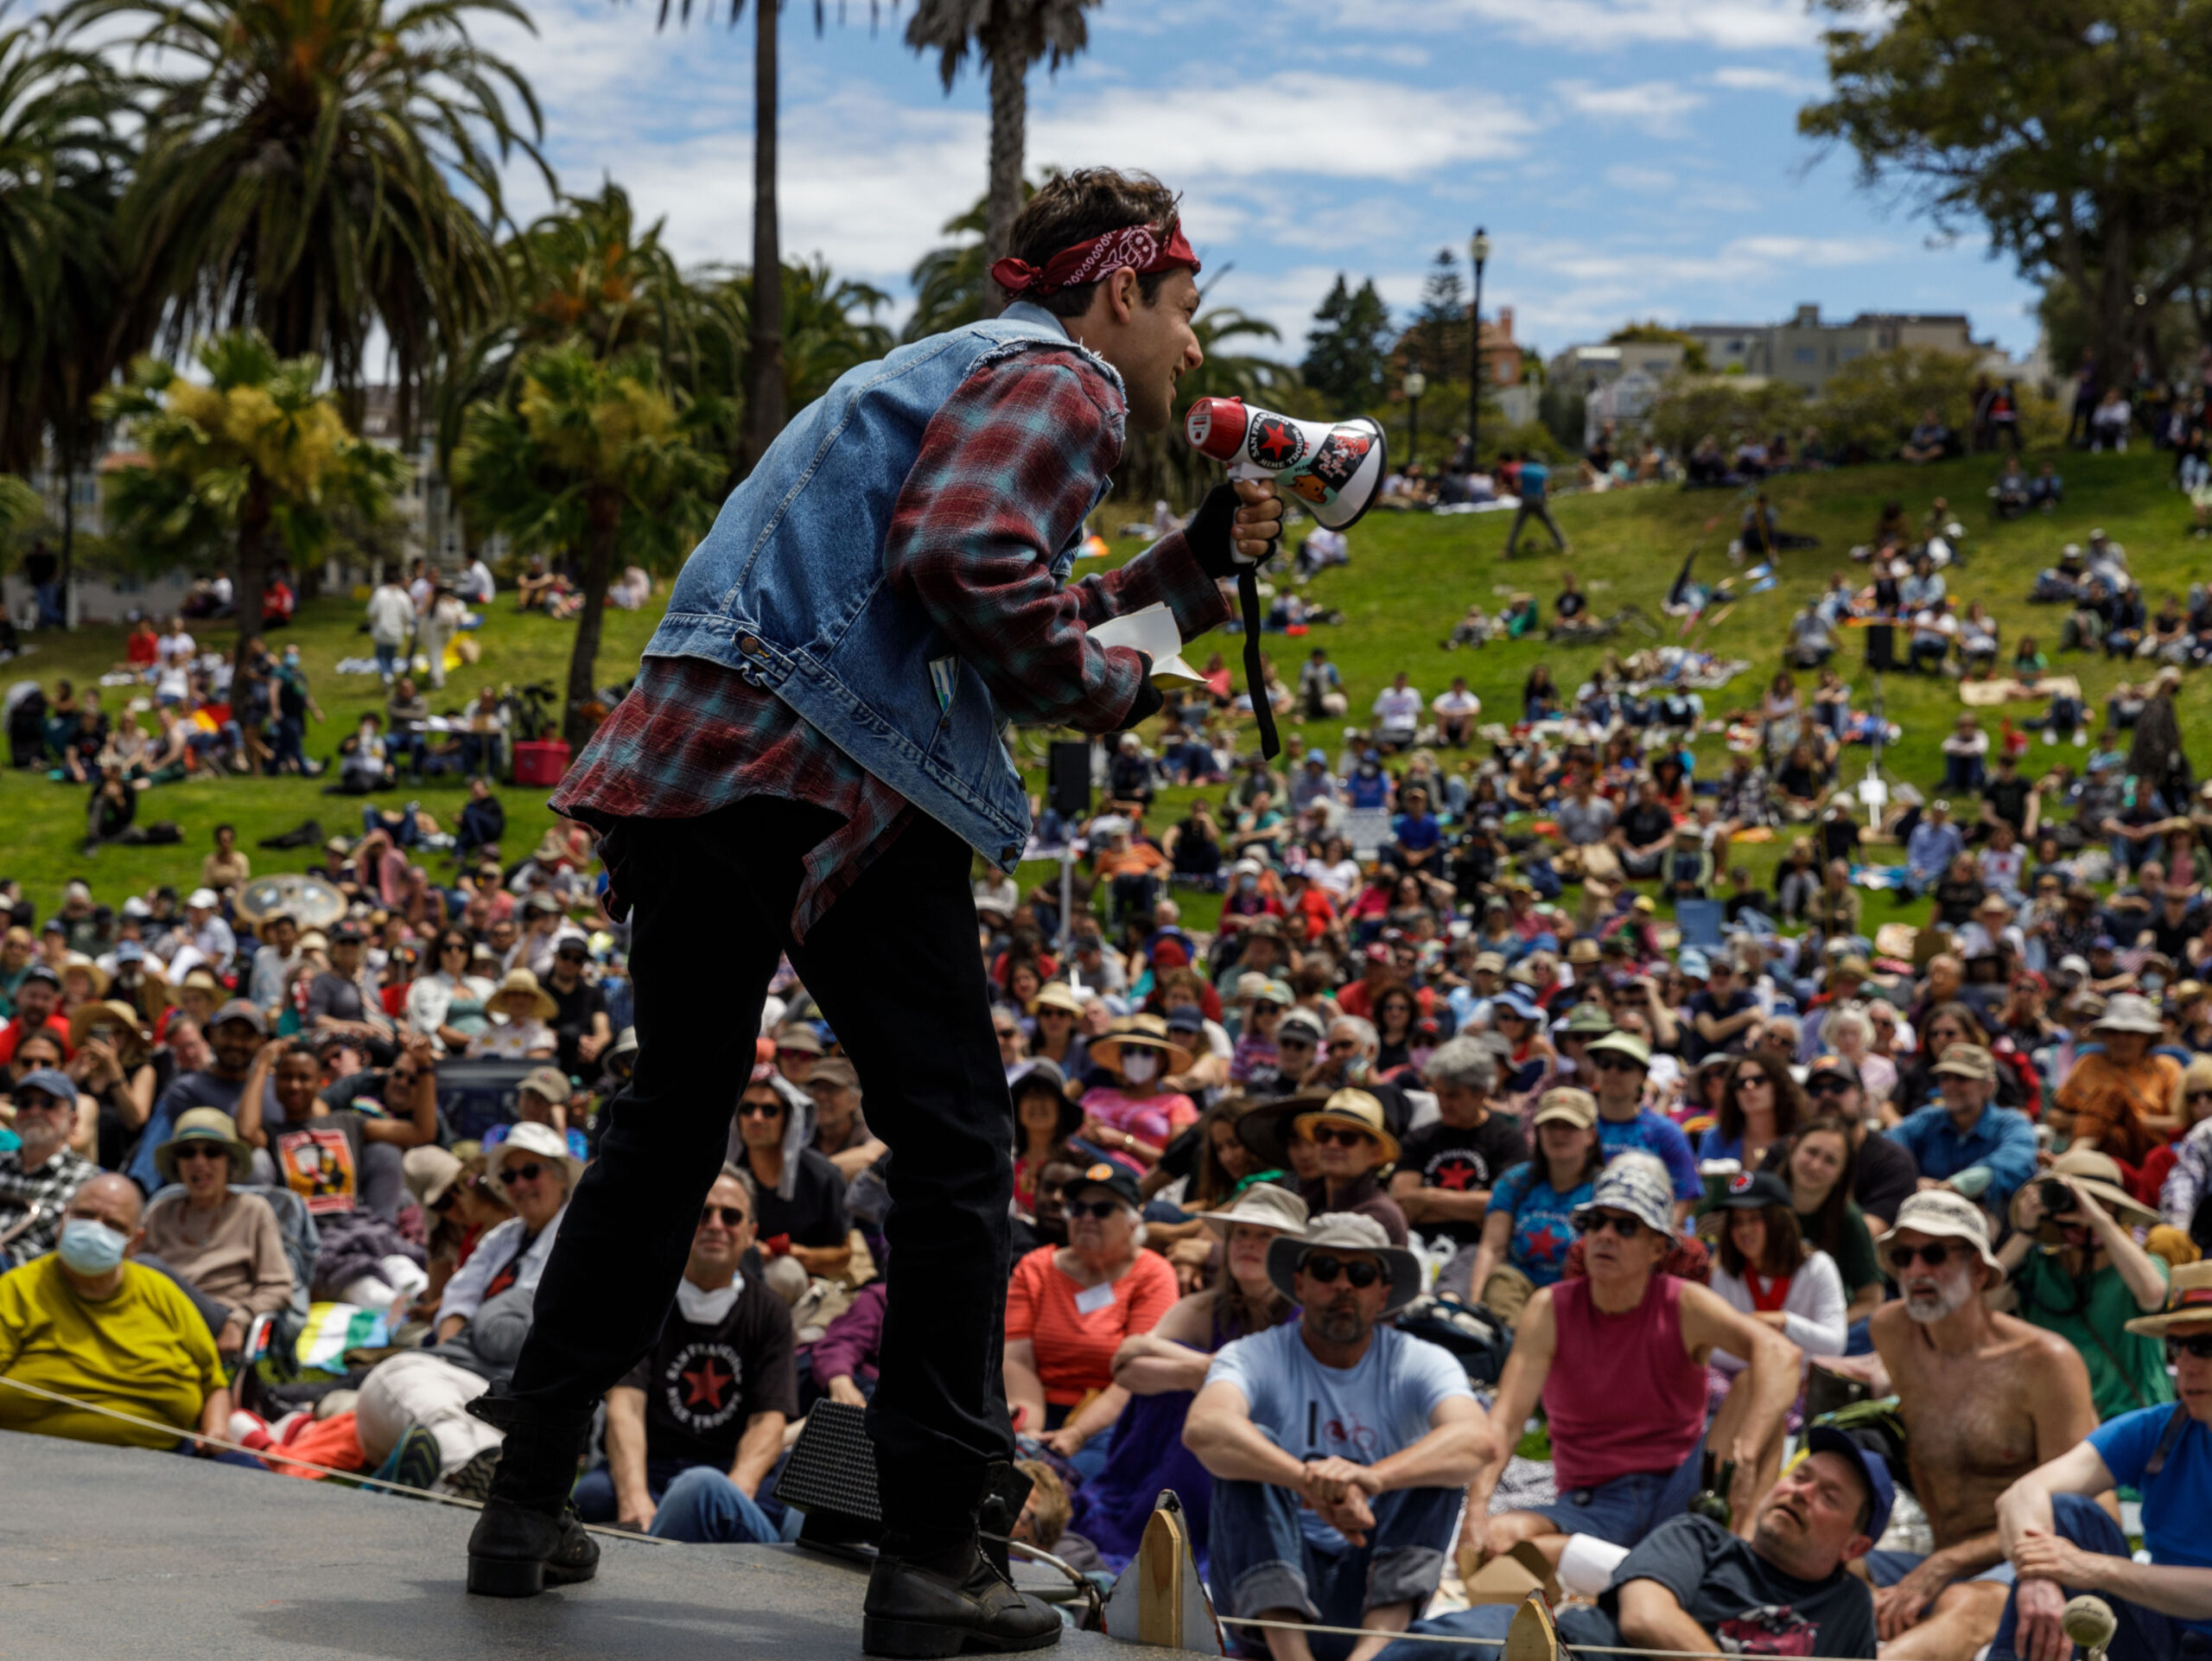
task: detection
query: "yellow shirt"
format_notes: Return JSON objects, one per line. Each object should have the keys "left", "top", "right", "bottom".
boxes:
{"left": 0, "top": 1257, "right": 224, "bottom": 1448}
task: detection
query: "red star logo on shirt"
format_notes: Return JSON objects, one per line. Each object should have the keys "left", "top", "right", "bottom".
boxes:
{"left": 1523, "top": 1222, "right": 1566, "bottom": 1263}
{"left": 682, "top": 1358, "right": 734, "bottom": 1411}
{"left": 1434, "top": 1159, "right": 1480, "bottom": 1191}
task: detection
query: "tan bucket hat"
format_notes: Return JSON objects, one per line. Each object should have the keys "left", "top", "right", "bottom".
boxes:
{"left": 1885, "top": 1190, "right": 2007, "bottom": 1289}
{"left": 1264, "top": 1212, "right": 1422, "bottom": 1314}
{"left": 1198, "top": 1183, "right": 1310, "bottom": 1237}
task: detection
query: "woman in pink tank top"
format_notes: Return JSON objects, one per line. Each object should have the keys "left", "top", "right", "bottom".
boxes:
{"left": 1458, "top": 1153, "right": 1803, "bottom": 1556}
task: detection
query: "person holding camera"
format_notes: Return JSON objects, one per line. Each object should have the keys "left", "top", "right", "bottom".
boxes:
{"left": 1996, "top": 1150, "right": 2174, "bottom": 1422}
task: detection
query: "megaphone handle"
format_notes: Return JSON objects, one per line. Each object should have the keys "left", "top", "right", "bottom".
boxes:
{"left": 1238, "top": 569, "right": 1279, "bottom": 760}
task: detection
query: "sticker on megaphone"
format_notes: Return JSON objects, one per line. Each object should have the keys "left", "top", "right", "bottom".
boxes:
{"left": 1185, "top": 398, "right": 1388, "bottom": 531}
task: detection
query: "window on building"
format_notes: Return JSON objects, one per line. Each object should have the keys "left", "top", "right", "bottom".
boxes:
{"left": 1794, "top": 347, "right": 1816, "bottom": 366}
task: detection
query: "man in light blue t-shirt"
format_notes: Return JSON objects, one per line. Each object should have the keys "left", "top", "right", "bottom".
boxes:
{"left": 1991, "top": 1263, "right": 2212, "bottom": 1659}
{"left": 1185, "top": 1212, "right": 1491, "bottom": 1660}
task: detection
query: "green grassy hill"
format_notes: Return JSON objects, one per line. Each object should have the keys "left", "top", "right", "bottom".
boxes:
{"left": 4, "top": 444, "right": 2201, "bottom": 925}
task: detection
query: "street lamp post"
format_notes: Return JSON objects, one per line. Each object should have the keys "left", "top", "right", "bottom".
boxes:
{"left": 1468, "top": 226, "right": 1491, "bottom": 466}
{"left": 1402, "top": 369, "right": 1427, "bottom": 469}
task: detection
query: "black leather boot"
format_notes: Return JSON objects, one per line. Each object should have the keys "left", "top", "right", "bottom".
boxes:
{"left": 862, "top": 1538, "right": 1061, "bottom": 1658}
{"left": 462, "top": 1393, "right": 599, "bottom": 1598}
{"left": 866, "top": 1461, "right": 1058, "bottom": 1657}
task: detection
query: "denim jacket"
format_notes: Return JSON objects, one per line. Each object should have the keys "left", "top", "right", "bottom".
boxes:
{"left": 646, "top": 302, "right": 1125, "bottom": 869}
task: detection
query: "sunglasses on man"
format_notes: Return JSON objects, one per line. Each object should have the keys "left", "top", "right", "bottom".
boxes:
{"left": 172, "top": 1143, "right": 229, "bottom": 1165}
{"left": 738, "top": 1100, "right": 785, "bottom": 1119}
{"left": 1062, "top": 1198, "right": 1122, "bottom": 1220}
{"left": 1574, "top": 1211, "right": 1646, "bottom": 1240}
{"left": 1886, "top": 1241, "right": 1960, "bottom": 1270}
{"left": 700, "top": 1204, "right": 749, "bottom": 1229}
{"left": 1300, "top": 1253, "right": 1381, "bottom": 1289}
{"left": 2168, "top": 1333, "right": 2212, "bottom": 1360}
{"left": 503, "top": 1161, "right": 553, "bottom": 1184}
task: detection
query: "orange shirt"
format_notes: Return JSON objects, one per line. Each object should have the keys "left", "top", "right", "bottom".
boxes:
{"left": 1006, "top": 1245, "right": 1178, "bottom": 1405}
{"left": 2055, "top": 1051, "right": 2180, "bottom": 1167}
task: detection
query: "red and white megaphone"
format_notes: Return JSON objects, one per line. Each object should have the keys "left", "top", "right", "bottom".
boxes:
{"left": 1184, "top": 398, "right": 1388, "bottom": 531}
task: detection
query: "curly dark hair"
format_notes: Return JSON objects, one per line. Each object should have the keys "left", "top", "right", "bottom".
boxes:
{"left": 1004, "top": 168, "right": 1183, "bottom": 320}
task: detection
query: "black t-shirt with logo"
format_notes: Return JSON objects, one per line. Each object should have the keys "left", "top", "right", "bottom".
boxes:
{"left": 1572, "top": 1514, "right": 1877, "bottom": 1658}
{"left": 1393, "top": 1115, "right": 1529, "bottom": 1245}
{"left": 619, "top": 1271, "right": 798, "bottom": 1469}
{"left": 753, "top": 1146, "right": 853, "bottom": 1251}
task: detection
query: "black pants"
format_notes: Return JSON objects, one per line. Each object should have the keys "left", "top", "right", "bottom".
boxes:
{"left": 505, "top": 797, "right": 1016, "bottom": 1521}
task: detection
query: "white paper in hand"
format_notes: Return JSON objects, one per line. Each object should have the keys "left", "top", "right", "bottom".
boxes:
{"left": 1088, "top": 602, "right": 1205, "bottom": 687}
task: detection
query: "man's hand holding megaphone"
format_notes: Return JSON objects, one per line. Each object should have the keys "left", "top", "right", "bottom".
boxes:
{"left": 1185, "top": 477, "right": 1287, "bottom": 579}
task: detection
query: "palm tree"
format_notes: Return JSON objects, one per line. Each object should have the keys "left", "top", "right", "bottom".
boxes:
{"left": 451, "top": 340, "right": 723, "bottom": 745}
{"left": 97, "top": 330, "right": 410, "bottom": 649}
{"left": 690, "top": 256, "right": 889, "bottom": 486}
{"left": 0, "top": 4, "right": 134, "bottom": 605}
{"left": 904, "top": 0, "right": 1100, "bottom": 291}
{"left": 430, "top": 183, "right": 715, "bottom": 479}
{"left": 66, "top": 0, "right": 543, "bottom": 449}
{"left": 0, "top": 472, "right": 38, "bottom": 537}
{"left": 632, "top": 0, "right": 887, "bottom": 467}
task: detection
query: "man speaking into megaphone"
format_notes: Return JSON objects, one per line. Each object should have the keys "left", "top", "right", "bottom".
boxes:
{"left": 456, "top": 169, "right": 1276, "bottom": 1658}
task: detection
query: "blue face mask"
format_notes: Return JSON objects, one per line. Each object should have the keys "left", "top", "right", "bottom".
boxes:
{"left": 58, "top": 1217, "right": 127, "bottom": 1276}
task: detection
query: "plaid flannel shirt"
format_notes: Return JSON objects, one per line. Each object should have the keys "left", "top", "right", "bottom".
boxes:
{"left": 554, "top": 346, "right": 1230, "bottom": 939}
{"left": 0, "top": 1146, "right": 99, "bottom": 1268}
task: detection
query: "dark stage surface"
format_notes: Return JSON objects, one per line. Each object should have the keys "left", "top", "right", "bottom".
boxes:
{"left": 0, "top": 1430, "right": 1182, "bottom": 1660}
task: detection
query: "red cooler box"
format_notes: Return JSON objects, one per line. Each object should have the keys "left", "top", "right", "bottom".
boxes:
{"left": 512, "top": 738, "right": 572, "bottom": 786}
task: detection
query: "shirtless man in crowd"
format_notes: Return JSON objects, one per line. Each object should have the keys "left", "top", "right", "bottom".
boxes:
{"left": 1861, "top": 1193, "right": 2100, "bottom": 1661}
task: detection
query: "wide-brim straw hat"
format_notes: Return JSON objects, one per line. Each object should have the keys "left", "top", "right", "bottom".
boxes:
{"left": 59, "top": 953, "right": 111, "bottom": 998}
{"left": 2125, "top": 1260, "right": 2212, "bottom": 1337}
{"left": 1292, "top": 1087, "right": 1402, "bottom": 1167}
{"left": 491, "top": 969, "right": 558, "bottom": 1022}
{"left": 1264, "top": 1212, "right": 1422, "bottom": 1315}
{"left": 154, "top": 1105, "right": 254, "bottom": 1185}
{"left": 2044, "top": 1149, "right": 2158, "bottom": 1229}
{"left": 1090, "top": 1014, "right": 1194, "bottom": 1079}
{"left": 1199, "top": 1182, "right": 1310, "bottom": 1237}
{"left": 68, "top": 999, "right": 149, "bottom": 1065}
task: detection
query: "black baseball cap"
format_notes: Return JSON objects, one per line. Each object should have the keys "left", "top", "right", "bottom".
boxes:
{"left": 1061, "top": 1160, "right": 1142, "bottom": 1210}
{"left": 1712, "top": 1169, "right": 1795, "bottom": 1211}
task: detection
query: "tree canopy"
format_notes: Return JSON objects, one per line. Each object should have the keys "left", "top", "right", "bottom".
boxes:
{"left": 1301, "top": 275, "right": 1394, "bottom": 415}
{"left": 1801, "top": 0, "right": 2212, "bottom": 380}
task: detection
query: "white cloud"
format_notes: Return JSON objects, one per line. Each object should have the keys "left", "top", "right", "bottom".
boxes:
{"left": 1709, "top": 65, "right": 1828, "bottom": 97}
{"left": 1297, "top": 0, "right": 1816, "bottom": 52}
{"left": 1029, "top": 73, "right": 1535, "bottom": 186}
{"left": 1604, "top": 164, "right": 1678, "bottom": 192}
{"left": 1554, "top": 79, "right": 1706, "bottom": 136}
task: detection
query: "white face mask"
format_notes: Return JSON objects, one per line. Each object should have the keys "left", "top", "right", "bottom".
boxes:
{"left": 677, "top": 1276, "right": 742, "bottom": 1325}
{"left": 1120, "top": 1051, "right": 1160, "bottom": 1086}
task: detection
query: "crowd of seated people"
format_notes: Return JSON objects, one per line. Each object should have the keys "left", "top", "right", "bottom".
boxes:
{"left": 10, "top": 585, "right": 2212, "bottom": 1659}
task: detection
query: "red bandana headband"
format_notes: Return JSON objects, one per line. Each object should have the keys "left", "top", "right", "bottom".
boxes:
{"left": 990, "top": 220, "right": 1200, "bottom": 299}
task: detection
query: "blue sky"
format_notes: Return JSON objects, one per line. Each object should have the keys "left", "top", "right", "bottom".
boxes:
{"left": 469, "top": 0, "right": 2046, "bottom": 363}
